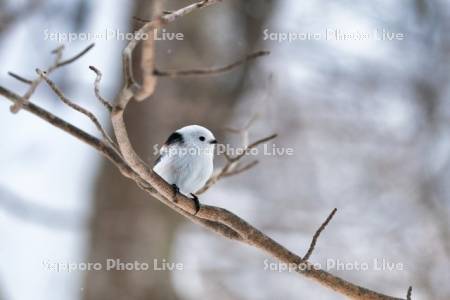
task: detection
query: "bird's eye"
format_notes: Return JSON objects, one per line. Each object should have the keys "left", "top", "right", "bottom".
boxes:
{"left": 199, "top": 136, "right": 205, "bottom": 141}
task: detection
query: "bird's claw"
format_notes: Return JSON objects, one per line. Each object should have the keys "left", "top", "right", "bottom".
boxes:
{"left": 170, "top": 185, "right": 200, "bottom": 214}
{"left": 190, "top": 193, "right": 201, "bottom": 215}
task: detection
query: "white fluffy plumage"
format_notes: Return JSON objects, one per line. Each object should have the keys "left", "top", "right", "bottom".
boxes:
{"left": 153, "top": 125, "right": 216, "bottom": 196}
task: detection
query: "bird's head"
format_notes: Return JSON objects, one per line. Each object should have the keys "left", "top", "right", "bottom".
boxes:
{"left": 176, "top": 125, "right": 217, "bottom": 152}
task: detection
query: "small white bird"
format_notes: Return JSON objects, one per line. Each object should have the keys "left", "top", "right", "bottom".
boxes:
{"left": 153, "top": 125, "right": 217, "bottom": 212}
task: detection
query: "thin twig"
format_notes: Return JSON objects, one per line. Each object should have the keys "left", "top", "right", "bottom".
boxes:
{"left": 231, "top": 133, "right": 277, "bottom": 162}
{"left": 132, "top": 16, "right": 151, "bottom": 23}
{"left": 406, "top": 286, "right": 412, "bottom": 300}
{"left": 37, "top": 69, "right": 119, "bottom": 153}
{"left": 154, "top": 51, "right": 270, "bottom": 77}
{"left": 56, "top": 43, "right": 95, "bottom": 68}
{"left": 9, "top": 43, "right": 94, "bottom": 113}
{"left": 224, "top": 113, "right": 260, "bottom": 149}
{"left": 198, "top": 134, "right": 277, "bottom": 194}
{"left": 132, "top": 11, "right": 175, "bottom": 23}
{"left": 221, "top": 160, "right": 259, "bottom": 177}
{"left": 88, "top": 66, "right": 113, "bottom": 112}
{"left": 199, "top": 113, "right": 277, "bottom": 194}
{"left": 302, "top": 208, "right": 338, "bottom": 262}
{"left": 7, "top": 72, "right": 33, "bottom": 84}
{"left": 9, "top": 46, "right": 63, "bottom": 113}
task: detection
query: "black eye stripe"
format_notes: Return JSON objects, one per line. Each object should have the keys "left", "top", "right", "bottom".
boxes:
{"left": 199, "top": 136, "right": 205, "bottom": 141}
{"left": 165, "top": 132, "right": 184, "bottom": 145}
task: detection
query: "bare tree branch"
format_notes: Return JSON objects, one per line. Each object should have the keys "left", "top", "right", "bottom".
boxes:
{"left": 406, "top": 286, "right": 412, "bottom": 300}
{"left": 88, "top": 66, "right": 113, "bottom": 112}
{"left": 132, "top": 0, "right": 162, "bottom": 101}
{"left": 198, "top": 134, "right": 277, "bottom": 194}
{"left": 303, "top": 208, "right": 338, "bottom": 262}
{"left": 8, "top": 43, "right": 94, "bottom": 113}
{"left": 9, "top": 45, "right": 63, "bottom": 113}
{"left": 154, "top": 51, "right": 270, "bottom": 77}
{"left": 224, "top": 112, "right": 260, "bottom": 147}
{"left": 7, "top": 72, "right": 33, "bottom": 84}
{"left": 221, "top": 160, "right": 259, "bottom": 177}
{"left": 36, "top": 69, "right": 119, "bottom": 153}
{"left": 231, "top": 133, "right": 278, "bottom": 162}
{"left": 55, "top": 43, "right": 94, "bottom": 68}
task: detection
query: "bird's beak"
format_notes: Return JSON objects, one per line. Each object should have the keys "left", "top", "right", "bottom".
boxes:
{"left": 210, "top": 139, "right": 218, "bottom": 144}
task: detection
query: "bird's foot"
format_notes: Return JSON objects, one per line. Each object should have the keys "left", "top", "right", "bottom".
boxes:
{"left": 171, "top": 184, "right": 179, "bottom": 203}
{"left": 190, "top": 193, "right": 201, "bottom": 215}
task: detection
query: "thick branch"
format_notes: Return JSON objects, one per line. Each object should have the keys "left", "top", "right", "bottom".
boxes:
{"left": 133, "top": 0, "right": 162, "bottom": 101}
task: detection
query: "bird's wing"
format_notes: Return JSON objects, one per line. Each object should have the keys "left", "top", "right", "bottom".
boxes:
{"left": 154, "top": 131, "right": 184, "bottom": 166}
